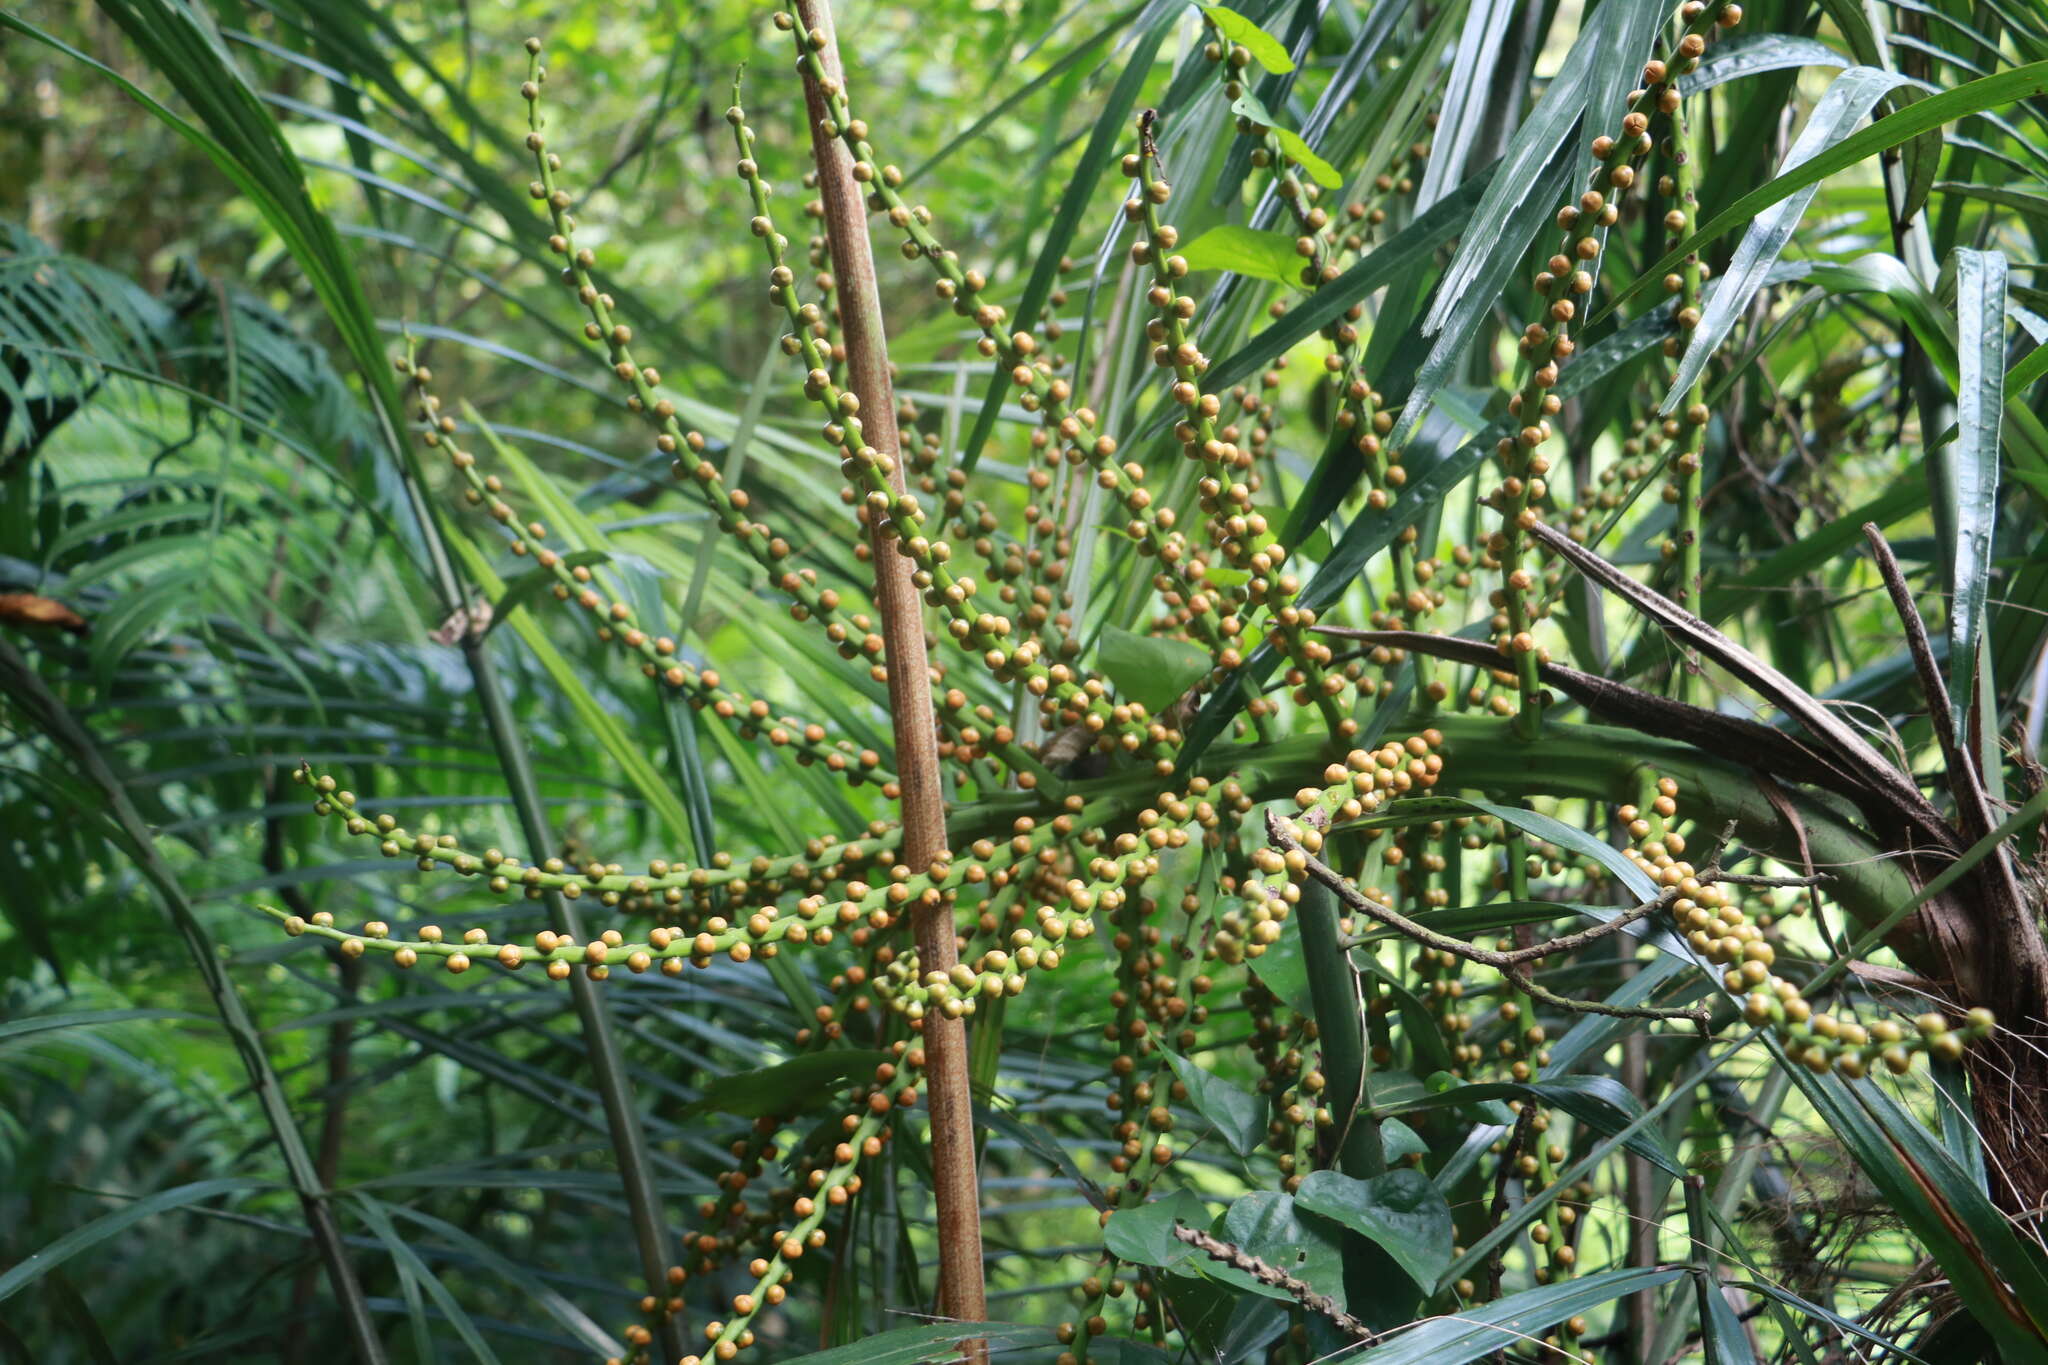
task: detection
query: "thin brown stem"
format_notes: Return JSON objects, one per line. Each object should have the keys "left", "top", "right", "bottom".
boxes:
{"left": 1704, "top": 870, "right": 1830, "bottom": 887}
{"left": 1266, "top": 813, "right": 1711, "bottom": 1025}
{"left": 1503, "top": 960, "right": 1709, "bottom": 1026}
{"left": 1171, "top": 1225, "right": 1376, "bottom": 1342}
{"left": 792, "top": 0, "right": 987, "bottom": 1342}
{"left": 1863, "top": 525, "right": 1970, "bottom": 794}
{"left": 1277, "top": 814, "right": 1672, "bottom": 966}
{"left": 1861, "top": 520, "right": 2025, "bottom": 877}
{"left": 1486, "top": 1105, "right": 1539, "bottom": 1306}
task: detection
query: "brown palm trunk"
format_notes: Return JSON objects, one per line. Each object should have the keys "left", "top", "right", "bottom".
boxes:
{"left": 792, "top": 0, "right": 988, "bottom": 1339}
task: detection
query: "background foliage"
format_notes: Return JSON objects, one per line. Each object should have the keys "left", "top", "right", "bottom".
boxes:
{"left": 3, "top": 0, "right": 2048, "bottom": 1361}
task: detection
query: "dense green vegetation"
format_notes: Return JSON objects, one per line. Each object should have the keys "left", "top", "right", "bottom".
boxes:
{"left": 4, "top": 0, "right": 2048, "bottom": 1362}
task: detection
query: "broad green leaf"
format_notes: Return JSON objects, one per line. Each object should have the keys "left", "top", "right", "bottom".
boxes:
{"left": 1949, "top": 247, "right": 2007, "bottom": 745}
{"left": 1178, "top": 225, "right": 1306, "bottom": 284}
{"left": 1677, "top": 32, "right": 1848, "bottom": 93}
{"left": 1604, "top": 60, "right": 2048, "bottom": 321}
{"left": 1377, "top": 1117, "right": 1428, "bottom": 1164}
{"left": 1410, "top": 0, "right": 1513, "bottom": 210}
{"left": 1102, "top": 1189, "right": 1212, "bottom": 1268}
{"left": 1463, "top": 798, "right": 1660, "bottom": 902}
{"left": 1700, "top": 1273, "right": 1762, "bottom": 1365}
{"left": 1209, "top": 6, "right": 1316, "bottom": 209}
{"left": 1097, "top": 625, "right": 1213, "bottom": 712}
{"left": 1541, "top": 956, "right": 1702, "bottom": 1076}
{"left": 1327, "top": 1269, "right": 1687, "bottom": 1363}
{"left": 682, "top": 1050, "right": 893, "bottom": 1118}
{"left": 1163, "top": 1049, "right": 1266, "bottom": 1157}
{"left": 1249, "top": 891, "right": 1312, "bottom": 1013}
{"left": 1203, "top": 6, "right": 1295, "bottom": 73}
{"left": 1273, "top": 128, "right": 1340, "bottom": 190}
{"left": 1294, "top": 1168, "right": 1453, "bottom": 1292}
{"left": 1363, "top": 1070, "right": 1429, "bottom": 1110}
{"left": 1384, "top": 1074, "right": 1684, "bottom": 1175}
{"left": 1663, "top": 66, "right": 1914, "bottom": 409}
{"left": 1394, "top": 0, "right": 1668, "bottom": 448}
{"left": 1200, "top": 169, "right": 1489, "bottom": 397}
{"left": 1216, "top": 1192, "right": 1347, "bottom": 1305}
{"left": 1344, "top": 794, "right": 1661, "bottom": 902}
{"left": 1229, "top": 91, "right": 1340, "bottom": 188}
